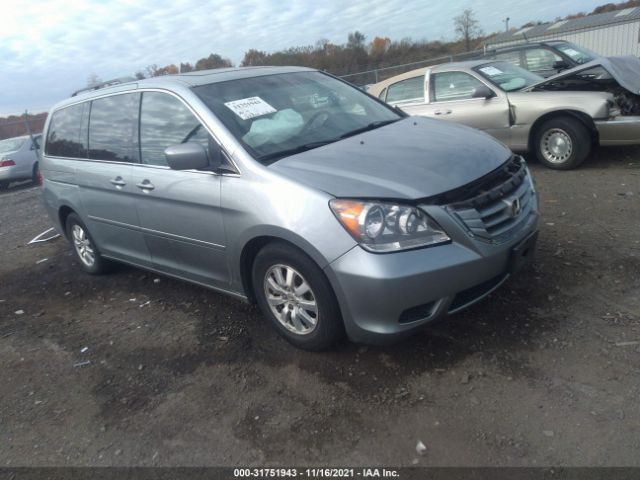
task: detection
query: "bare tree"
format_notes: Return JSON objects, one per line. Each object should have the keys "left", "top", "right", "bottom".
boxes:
{"left": 347, "top": 31, "right": 366, "bottom": 50}
{"left": 453, "top": 9, "right": 483, "bottom": 51}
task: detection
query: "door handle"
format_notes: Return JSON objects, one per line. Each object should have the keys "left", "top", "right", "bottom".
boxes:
{"left": 136, "top": 180, "right": 155, "bottom": 191}
{"left": 434, "top": 109, "right": 452, "bottom": 116}
{"left": 110, "top": 176, "right": 126, "bottom": 188}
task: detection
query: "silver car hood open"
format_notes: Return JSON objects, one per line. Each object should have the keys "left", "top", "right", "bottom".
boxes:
{"left": 269, "top": 117, "right": 512, "bottom": 200}
{"left": 525, "top": 55, "right": 640, "bottom": 95}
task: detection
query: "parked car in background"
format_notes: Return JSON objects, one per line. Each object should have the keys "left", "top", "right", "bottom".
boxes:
{"left": 41, "top": 67, "right": 538, "bottom": 350}
{"left": 369, "top": 57, "right": 640, "bottom": 169}
{"left": 0, "top": 134, "right": 42, "bottom": 189}
{"left": 483, "top": 40, "right": 600, "bottom": 77}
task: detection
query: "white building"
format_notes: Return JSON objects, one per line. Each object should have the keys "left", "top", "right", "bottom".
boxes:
{"left": 486, "top": 7, "right": 640, "bottom": 56}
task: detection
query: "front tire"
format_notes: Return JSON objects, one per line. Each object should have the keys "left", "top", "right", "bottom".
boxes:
{"left": 65, "top": 213, "right": 111, "bottom": 274}
{"left": 533, "top": 116, "right": 591, "bottom": 170}
{"left": 252, "top": 242, "right": 344, "bottom": 350}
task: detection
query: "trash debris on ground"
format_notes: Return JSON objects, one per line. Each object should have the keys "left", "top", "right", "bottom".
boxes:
{"left": 543, "top": 430, "right": 555, "bottom": 437}
{"left": 73, "top": 361, "right": 91, "bottom": 368}
{"left": 153, "top": 278, "right": 161, "bottom": 284}
{"left": 80, "top": 347, "right": 89, "bottom": 353}
{"left": 416, "top": 440, "right": 427, "bottom": 455}
{"left": 139, "top": 300, "right": 151, "bottom": 308}
{"left": 615, "top": 341, "right": 639, "bottom": 347}
{"left": 14, "top": 310, "right": 24, "bottom": 315}
{"left": 35, "top": 258, "right": 48, "bottom": 264}
{"left": 27, "top": 227, "right": 61, "bottom": 245}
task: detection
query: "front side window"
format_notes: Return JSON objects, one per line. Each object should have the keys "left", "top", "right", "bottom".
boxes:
{"left": 193, "top": 71, "right": 400, "bottom": 163}
{"left": 89, "top": 93, "right": 140, "bottom": 162}
{"left": 140, "top": 92, "right": 213, "bottom": 166}
{"left": 45, "top": 104, "right": 88, "bottom": 158}
{"left": 525, "top": 48, "right": 562, "bottom": 72}
{"left": 475, "top": 62, "right": 543, "bottom": 92}
{"left": 386, "top": 76, "right": 424, "bottom": 104}
{"left": 432, "top": 72, "right": 485, "bottom": 102}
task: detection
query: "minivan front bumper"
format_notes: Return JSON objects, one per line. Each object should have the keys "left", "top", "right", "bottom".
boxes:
{"left": 324, "top": 212, "right": 538, "bottom": 344}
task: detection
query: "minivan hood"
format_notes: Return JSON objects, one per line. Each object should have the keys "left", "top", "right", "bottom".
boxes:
{"left": 269, "top": 117, "right": 511, "bottom": 200}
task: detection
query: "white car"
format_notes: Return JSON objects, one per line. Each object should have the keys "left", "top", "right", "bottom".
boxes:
{"left": 0, "top": 134, "right": 42, "bottom": 189}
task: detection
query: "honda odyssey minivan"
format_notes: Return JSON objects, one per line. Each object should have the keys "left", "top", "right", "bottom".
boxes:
{"left": 41, "top": 66, "right": 539, "bottom": 350}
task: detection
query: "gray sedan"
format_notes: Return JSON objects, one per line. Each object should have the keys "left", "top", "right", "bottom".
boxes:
{"left": 0, "top": 134, "right": 42, "bottom": 189}
{"left": 369, "top": 57, "right": 640, "bottom": 169}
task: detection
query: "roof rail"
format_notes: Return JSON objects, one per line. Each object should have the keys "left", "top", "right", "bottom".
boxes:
{"left": 71, "top": 76, "right": 137, "bottom": 97}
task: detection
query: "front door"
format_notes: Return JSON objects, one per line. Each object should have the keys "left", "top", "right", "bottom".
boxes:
{"left": 405, "top": 71, "right": 511, "bottom": 145}
{"left": 131, "top": 91, "right": 228, "bottom": 288}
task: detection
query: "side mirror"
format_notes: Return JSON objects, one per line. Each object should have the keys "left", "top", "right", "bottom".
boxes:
{"left": 164, "top": 143, "right": 211, "bottom": 171}
{"left": 471, "top": 85, "right": 496, "bottom": 99}
{"left": 553, "top": 60, "right": 569, "bottom": 70}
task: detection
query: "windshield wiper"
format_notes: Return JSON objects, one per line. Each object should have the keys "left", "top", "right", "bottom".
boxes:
{"left": 339, "top": 119, "right": 399, "bottom": 139}
{"left": 258, "top": 140, "right": 336, "bottom": 163}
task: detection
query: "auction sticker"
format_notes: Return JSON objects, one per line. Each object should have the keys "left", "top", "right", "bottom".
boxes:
{"left": 225, "top": 97, "right": 277, "bottom": 120}
{"left": 479, "top": 66, "right": 503, "bottom": 76}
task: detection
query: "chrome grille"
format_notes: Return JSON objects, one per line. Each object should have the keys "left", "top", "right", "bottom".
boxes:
{"left": 447, "top": 157, "right": 536, "bottom": 242}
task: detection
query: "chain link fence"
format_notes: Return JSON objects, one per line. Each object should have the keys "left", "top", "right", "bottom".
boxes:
{"left": 339, "top": 48, "right": 485, "bottom": 86}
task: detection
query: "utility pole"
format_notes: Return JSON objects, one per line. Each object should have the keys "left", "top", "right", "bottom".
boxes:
{"left": 504, "top": 17, "right": 510, "bottom": 32}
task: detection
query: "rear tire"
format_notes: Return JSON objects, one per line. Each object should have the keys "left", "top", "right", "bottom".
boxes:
{"left": 32, "top": 162, "right": 40, "bottom": 184}
{"left": 252, "top": 242, "right": 345, "bottom": 350}
{"left": 65, "top": 213, "right": 112, "bottom": 275}
{"left": 533, "top": 116, "right": 591, "bottom": 170}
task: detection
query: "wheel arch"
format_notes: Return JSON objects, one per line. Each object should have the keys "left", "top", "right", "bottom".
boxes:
{"left": 58, "top": 205, "right": 76, "bottom": 239}
{"left": 237, "top": 229, "right": 335, "bottom": 303}
{"left": 528, "top": 110, "right": 598, "bottom": 151}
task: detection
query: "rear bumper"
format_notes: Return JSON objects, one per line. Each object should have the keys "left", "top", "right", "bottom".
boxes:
{"left": 0, "top": 166, "right": 19, "bottom": 181}
{"left": 596, "top": 117, "right": 640, "bottom": 146}
{"left": 324, "top": 213, "right": 538, "bottom": 345}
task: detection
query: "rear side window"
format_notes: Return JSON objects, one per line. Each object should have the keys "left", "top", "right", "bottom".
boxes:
{"left": 140, "top": 92, "right": 213, "bottom": 166}
{"left": 386, "top": 76, "right": 424, "bottom": 104}
{"left": 494, "top": 50, "right": 522, "bottom": 67}
{"left": 45, "top": 104, "right": 88, "bottom": 158}
{"left": 89, "top": 93, "right": 140, "bottom": 162}
{"left": 525, "top": 48, "right": 562, "bottom": 73}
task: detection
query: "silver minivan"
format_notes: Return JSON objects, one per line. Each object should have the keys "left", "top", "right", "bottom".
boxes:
{"left": 41, "top": 67, "right": 539, "bottom": 350}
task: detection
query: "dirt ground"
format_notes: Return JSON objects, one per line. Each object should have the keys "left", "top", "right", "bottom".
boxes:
{"left": 1, "top": 148, "right": 639, "bottom": 467}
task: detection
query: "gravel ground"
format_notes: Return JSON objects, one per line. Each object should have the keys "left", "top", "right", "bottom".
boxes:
{"left": 0, "top": 148, "right": 639, "bottom": 467}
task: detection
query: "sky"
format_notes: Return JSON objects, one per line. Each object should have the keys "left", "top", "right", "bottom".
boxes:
{"left": 1, "top": 0, "right": 606, "bottom": 116}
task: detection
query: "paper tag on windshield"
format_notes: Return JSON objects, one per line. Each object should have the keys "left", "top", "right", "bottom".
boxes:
{"left": 224, "top": 97, "right": 277, "bottom": 120}
{"left": 479, "top": 66, "right": 504, "bottom": 76}
{"left": 563, "top": 48, "right": 581, "bottom": 57}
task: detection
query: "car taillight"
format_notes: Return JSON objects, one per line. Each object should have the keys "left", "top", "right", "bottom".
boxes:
{"left": 0, "top": 159, "right": 15, "bottom": 167}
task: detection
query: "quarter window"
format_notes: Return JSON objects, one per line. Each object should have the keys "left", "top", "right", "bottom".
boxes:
{"left": 139, "top": 92, "right": 213, "bottom": 167}
{"left": 45, "top": 104, "right": 88, "bottom": 158}
{"left": 88, "top": 93, "right": 140, "bottom": 162}
{"left": 432, "top": 72, "right": 485, "bottom": 102}
{"left": 386, "top": 76, "right": 424, "bottom": 104}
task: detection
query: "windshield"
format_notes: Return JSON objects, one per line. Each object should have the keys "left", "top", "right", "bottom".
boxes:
{"left": 0, "top": 136, "right": 27, "bottom": 153}
{"left": 474, "top": 62, "right": 543, "bottom": 92}
{"left": 553, "top": 42, "right": 598, "bottom": 65}
{"left": 193, "top": 71, "right": 400, "bottom": 163}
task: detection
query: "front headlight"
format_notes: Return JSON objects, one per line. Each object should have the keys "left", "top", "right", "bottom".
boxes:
{"left": 329, "top": 199, "right": 450, "bottom": 252}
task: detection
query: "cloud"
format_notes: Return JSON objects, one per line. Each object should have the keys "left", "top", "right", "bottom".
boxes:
{"left": 0, "top": 0, "right": 604, "bottom": 115}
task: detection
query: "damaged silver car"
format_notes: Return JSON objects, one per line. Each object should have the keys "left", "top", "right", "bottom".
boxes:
{"left": 369, "top": 56, "right": 640, "bottom": 169}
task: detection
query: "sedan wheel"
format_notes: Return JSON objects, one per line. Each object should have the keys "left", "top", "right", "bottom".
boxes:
{"left": 540, "top": 128, "right": 573, "bottom": 165}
